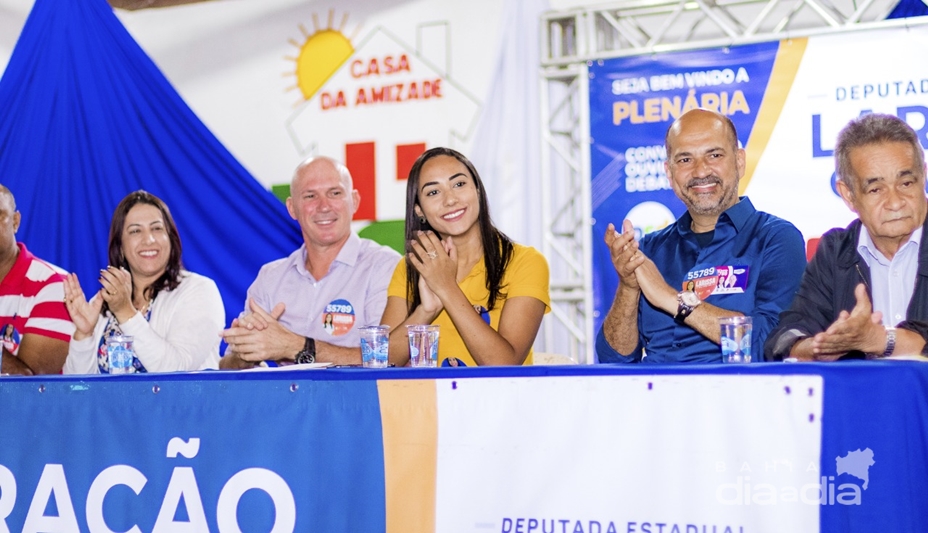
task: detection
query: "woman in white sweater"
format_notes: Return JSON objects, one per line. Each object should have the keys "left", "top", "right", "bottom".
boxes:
{"left": 63, "top": 191, "right": 224, "bottom": 374}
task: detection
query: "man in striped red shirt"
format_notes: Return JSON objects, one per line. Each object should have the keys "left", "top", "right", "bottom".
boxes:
{"left": 0, "top": 186, "right": 73, "bottom": 375}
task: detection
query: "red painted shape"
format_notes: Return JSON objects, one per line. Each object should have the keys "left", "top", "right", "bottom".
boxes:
{"left": 396, "top": 143, "right": 426, "bottom": 181}
{"left": 345, "top": 142, "right": 376, "bottom": 220}
{"left": 806, "top": 237, "right": 820, "bottom": 261}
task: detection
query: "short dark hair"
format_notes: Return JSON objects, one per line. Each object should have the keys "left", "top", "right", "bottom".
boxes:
{"left": 107, "top": 191, "right": 184, "bottom": 304}
{"left": 404, "top": 147, "right": 513, "bottom": 312}
{"left": 835, "top": 113, "right": 926, "bottom": 191}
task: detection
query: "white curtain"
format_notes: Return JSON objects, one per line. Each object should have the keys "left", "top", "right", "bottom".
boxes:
{"left": 469, "top": 0, "right": 549, "bottom": 250}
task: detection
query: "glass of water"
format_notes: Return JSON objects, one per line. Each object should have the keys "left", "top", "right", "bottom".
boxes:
{"left": 106, "top": 334, "right": 135, "bottom": 374}
{"left": 360, "top": 325, "right": 390, "bottom": 368}
{"left": 719, "top": 317, "right": 752, "bottom": 363}
{"left": 406, "top": 325, "right": 439, "bottom": 367}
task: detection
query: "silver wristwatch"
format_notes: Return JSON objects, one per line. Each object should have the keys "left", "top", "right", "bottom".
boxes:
{"left": 878, "top": 327, "right": 896, "bottom": 358}
{"left": 674, "top": 291, "right": 701, "bottom": 324}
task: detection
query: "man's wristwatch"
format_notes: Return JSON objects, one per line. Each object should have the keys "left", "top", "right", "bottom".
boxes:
{"left": 294, "top": 337, "right": 316, "bottom": 364}
{"left": 674, "top": 291, "right": 702, "bottom": 324}
{"left": 877, "top": 327, "right": 896, "bottom": 359}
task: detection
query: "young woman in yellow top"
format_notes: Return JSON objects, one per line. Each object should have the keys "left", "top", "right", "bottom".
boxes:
{"left": 381, "top": 147, "right": 550, "bottom": 366}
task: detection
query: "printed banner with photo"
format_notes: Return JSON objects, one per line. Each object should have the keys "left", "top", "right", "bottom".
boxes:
{"left": 588, "top": 25, "right": 928, "bottom": 334}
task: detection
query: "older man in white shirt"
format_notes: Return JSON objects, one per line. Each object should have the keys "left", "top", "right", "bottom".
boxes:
{"left": 766, "top": 113, "right": 928, "bottom": 361}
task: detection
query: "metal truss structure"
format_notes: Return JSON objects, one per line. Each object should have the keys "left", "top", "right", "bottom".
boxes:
{"left": 539, "top": 0, "right": 913, "bottom": 363}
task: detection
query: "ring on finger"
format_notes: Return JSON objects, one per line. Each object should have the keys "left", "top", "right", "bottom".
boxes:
{"left": 427, "top": 251, "right": 437, "bottom": 259}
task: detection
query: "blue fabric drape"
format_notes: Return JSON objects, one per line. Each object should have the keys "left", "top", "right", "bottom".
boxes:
{"left": 0, "top": 0, "right": 301, "bottom": 325}
{"left": 888, "top": 0, "right": 928, "bottom": 19}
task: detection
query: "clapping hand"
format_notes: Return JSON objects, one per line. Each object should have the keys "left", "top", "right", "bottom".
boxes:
{"left": 417, "top": 275, "right": 443, "bottom": 317}
{"left": 99, "top": 266, "right": 135, "bottom": 322}
{"left": 605, "top": 220, "right": 644, "bottom": 290}
{"left": 63, "top": 273, "right": 103, "bottom": 341}
{"left": 811, "top": 284, "right": 885, "bottom": 359}
{"left": 408, "top": 230, "right": 457, "bottom": 300}
{"left": 234, "top": 301, "right": 286, "bottom": 332}
{"left": 221, "top": 299, "right": 291, "bottom": 362}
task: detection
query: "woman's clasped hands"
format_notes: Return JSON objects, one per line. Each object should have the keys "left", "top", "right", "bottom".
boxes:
{"left": 407, "top": 230, "right": 456, "bottom": 315}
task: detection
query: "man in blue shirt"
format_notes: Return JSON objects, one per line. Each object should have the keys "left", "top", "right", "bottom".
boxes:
{"left": 597, "top": 108, "right": 806, "bottom": 363}
{"left": 766, "top": 113, "right": 928, "bottom": 361}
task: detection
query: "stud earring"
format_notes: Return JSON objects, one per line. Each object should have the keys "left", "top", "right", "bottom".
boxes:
{"left": 418, "top": 216, "right": 427, "bottom": 224}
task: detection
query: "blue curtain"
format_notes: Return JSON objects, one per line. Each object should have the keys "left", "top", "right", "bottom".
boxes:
{"left": 0, "top": 0, "right": 301, "bottom": 325}
{"left": 888, "top": 0, "right": 928, "bottom": 18}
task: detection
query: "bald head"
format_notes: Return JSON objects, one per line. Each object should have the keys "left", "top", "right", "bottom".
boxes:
{"left": 665, "top": 108, "right": 739, "bottom": 156}
{"left": 0, "top": 185, "right": 15, "bottom": 213}
{"left": 0, "top": 185, "right": 20, "bottom": 262}
{"left": 286, "top": 156, "right": 360, "bottom": 251}
{"left": 663, "top": 108, "right": 746, "bottom": 220}
{"left": 292, "top": 156, "right": 353, "bottom": 192}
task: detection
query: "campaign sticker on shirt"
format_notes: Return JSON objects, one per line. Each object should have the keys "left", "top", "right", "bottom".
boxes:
{"left": 714, "top": 265, "right": 749, "bottom": 294}
{"left": 682, "top": 265, "right": 749, "bottom": 300}
{"left": 1, "top": 323, "right": 20, "bottom": 355}
{"left": 322, "top": 299, "right": 356, "bottom": 336}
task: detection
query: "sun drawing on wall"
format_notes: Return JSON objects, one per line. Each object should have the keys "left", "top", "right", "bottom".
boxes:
{"left": 286, "top": 10, "right": 360, "bottom": 104}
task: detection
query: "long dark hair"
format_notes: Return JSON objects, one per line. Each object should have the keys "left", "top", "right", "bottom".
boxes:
{"left": 107, "top": 191, "right": 184, "bottom": 305}
{"left": 404, "top": 147, "right": 514, "bottom": 313}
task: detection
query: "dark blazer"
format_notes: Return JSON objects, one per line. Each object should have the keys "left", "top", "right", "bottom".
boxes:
{"left": 765, "top": 216, "right": 928, "bottom": 360}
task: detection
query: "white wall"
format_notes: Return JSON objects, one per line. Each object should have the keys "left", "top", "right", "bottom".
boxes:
{"left": 112, "top": 0, "right": 505, "bottom": 190}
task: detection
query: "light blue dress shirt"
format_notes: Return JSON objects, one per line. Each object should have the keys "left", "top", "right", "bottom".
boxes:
{"left": 857, "top": 226, "right": 922, "bottom": 326}
{"left": 245, "top": 233, "right": 401, "bottom": 348}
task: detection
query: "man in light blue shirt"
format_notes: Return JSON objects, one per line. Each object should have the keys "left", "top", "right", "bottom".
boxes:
{"left": 767, "top": 113, "right": 928, "bottom": 361}
{"left": 858, "top": 225, "right": 921, "bottom": 327}
{"left": 220, "top": 157, "right": 400, "bottom": 369}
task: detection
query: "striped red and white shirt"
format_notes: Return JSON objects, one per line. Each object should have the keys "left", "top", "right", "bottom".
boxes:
{"left": 0, "top": 243, "right": 73, "bottom": 355}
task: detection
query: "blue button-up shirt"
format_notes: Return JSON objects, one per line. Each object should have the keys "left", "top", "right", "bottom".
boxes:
{"left": 597, "top": 197, "right": 807, "bottom": 363}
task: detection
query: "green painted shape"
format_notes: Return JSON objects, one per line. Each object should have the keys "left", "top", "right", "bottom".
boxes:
{"left": 271, "top": 184, "right": 290, "bottom": 204}
{"left": 358, "top": 219, "right": 406, "bottom": 254}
